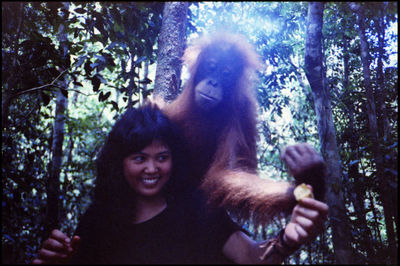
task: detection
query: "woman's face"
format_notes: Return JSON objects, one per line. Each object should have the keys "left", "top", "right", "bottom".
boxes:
{"left": 123, "top": 140, "right": 172, "bottom": 198}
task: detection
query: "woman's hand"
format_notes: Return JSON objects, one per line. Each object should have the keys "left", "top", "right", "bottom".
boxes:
{"left": 283, "top": 190, "right": 329, "bottom": 248}
{"left": 32, "top": 229, "right": 80, "bottom": 264}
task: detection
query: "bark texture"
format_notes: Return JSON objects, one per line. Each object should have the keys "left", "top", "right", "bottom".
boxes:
{"left": 44, "top": 13, "right": 69, "bottom": 235}
{"left": 153, "top": 2, "right": 188, "bottom": 102}
{"left": 304, "top": 2, "right": 354, "bottom": 264}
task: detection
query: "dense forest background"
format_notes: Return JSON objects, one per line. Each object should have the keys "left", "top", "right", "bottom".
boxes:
{"left": 1, "top": 2, "right": 398, "bottom": 264}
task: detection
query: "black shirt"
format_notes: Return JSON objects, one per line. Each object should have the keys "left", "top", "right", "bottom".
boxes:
{"left": 71, "top": 193, "right": 241, "bottom": 264}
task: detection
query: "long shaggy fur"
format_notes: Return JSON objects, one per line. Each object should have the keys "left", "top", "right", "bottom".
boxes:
{"left": 153, "top": 33, "right": 298, "bottom": 226}
{"left": 202, "top": 169, "right": 296, "bottom": 226}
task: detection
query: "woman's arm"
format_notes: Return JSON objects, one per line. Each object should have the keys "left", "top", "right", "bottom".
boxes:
{"left": 223, "top": 231, "right": 283, "bottom": 264}
{"left": 222, "top": 197, "right": 328, "bottom": 264}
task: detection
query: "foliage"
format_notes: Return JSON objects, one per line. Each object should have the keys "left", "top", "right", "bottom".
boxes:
{"left": 2, "top": 2, "right": 163, "bottom": 263}
{"left": 1, "top": 2, "right": 397, "bottom": 264}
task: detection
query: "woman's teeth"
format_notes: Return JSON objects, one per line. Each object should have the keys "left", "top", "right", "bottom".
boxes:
{"left": 141, "top": 177, "right": 159, "bottom": 185}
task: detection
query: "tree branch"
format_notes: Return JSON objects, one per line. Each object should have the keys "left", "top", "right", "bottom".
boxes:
{"left": 14, "top": 68, "right": 69, "bottom": 97}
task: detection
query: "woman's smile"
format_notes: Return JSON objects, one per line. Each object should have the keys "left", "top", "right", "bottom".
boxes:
{"left": 140, "top": 176, "right": 161, "bottom": 186}
{"left": 123, "top": 140, "right": 172, "bottom": 198}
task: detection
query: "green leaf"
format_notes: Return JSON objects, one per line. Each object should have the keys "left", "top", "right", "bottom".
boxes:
{"left": 139, "top": 78, "right": 152, "bottom": 85}
{"left": 74, "top": 8, "right": 86, "bottom": 14}
{"left": 91, "top": 76, "right": 101, "bottom": 92}
{"left": 98, "top": 91, "right": 111, "bottom": 102}
{"left": 60, "top": 89, "right": 68, "bottom": 98}
{"left": 75, "top": 55, "right": 87, "bottom": 68}
{"left": 349, "top": 160, "right": 359, "bottom": 166}
{"left": 73, "top": 81, "right": 83, "bottom": 87}
{"left": 84, "top": 60, "right": 92, "bottom": 76}
{"left": 135, "top": 56, "right": 146, "bottom": 66}
{"left": 113, "top": 23, "right": 122, "bottom": 33}
{"left": 109, "top": 101, "right": 119, "bottom": 111}
{"left": 41, "top": 92, "right": 51, "bottom": 106}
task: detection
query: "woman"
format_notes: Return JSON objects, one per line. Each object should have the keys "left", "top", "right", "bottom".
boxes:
{"left": 33, "top": 105, "right": 328, "bottom": 264}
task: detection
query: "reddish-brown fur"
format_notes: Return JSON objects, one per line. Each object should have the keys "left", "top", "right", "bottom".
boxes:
{"left": 154, "top": 33, "right": 297, "bottom": 226}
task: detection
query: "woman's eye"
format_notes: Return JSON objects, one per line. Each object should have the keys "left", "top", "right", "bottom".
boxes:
{"left": 157, "top": 154, "right": 169, "bottom": 162}
{"left": 132, "top": 156, "right": 145, "bottom": 162}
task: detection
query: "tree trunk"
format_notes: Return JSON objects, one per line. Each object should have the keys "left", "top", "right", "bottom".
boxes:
{"left": 374, "top": 2, "right": 398, "bottom": 224}
{"left": 143, "top": 60, "right": 149, "bottom": 91}
{"left": 343, "top": 37, "right": 375, "bottom": 263}
{"left": 375, "top": 6, "right": 391, "bottom": 142}
{"left": 127, "top": 47, "right": 136, "bottom": 109}
{"left": 2, "top": 2, "right": 24, "bottom": 129}
{"left": 153, "top": 2, "right": 188, "bottom": 101}
{"left": 304, "top": 2, "right": 354, "bottom": 263}
{"left": 349, "top": 3, "right": 397, "bottom": 263}
{"left": 45, "top": 90, "right": 68, "bottom": 235}
{"left": 44, "top": 12, "right": 69, "bottom": 236}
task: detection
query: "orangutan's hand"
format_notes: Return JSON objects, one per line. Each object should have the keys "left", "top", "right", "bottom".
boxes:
{"left": 280, "top": 143, "right": 326, "bottom": 200}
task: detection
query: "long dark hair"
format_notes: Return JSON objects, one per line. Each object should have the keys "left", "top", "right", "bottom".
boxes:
{"left": 92, "top": 105, "right": 188, "bottom": 223}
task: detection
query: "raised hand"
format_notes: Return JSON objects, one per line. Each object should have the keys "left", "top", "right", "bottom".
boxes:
{"left": 281, "top": 143, "right": 326, "bottom": 200}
